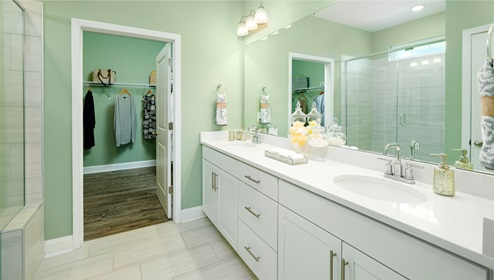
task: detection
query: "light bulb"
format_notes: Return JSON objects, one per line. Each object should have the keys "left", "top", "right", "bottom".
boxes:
{"left": 246, "top": 15, "right": 258, "bottom": 30}
{"left": 237, "top": 22, "right": 248, "bottom": 36}
{"left": 255, "top": 5, "right": 268, "bottom": 24}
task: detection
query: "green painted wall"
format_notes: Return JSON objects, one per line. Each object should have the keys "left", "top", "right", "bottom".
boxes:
{"left": 445, "top": 0, "right": 493, "bottom": 164}
{"left": 82, "top": 32, "right": 165, "bottom": 167}
{"left": 43, "top": 1, "right": 244, "bottom": 240}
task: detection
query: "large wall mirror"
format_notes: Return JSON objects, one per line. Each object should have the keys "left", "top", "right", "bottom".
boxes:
{"left": 243, "top": 0, "right": 494, "bottom": 175}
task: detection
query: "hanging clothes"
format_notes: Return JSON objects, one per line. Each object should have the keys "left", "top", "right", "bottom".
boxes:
{"left": 477, "top": 59, "right": 494, "bottom": 169}
{"left": 142, "top": 93, "right": 157, "bottom": 139}
{"left": 114, "top": 92, "right": 137, "bottom": 147}
{"left": 315, "top": 93, "right": 325, "bottom": 126}
{"left": 83, "top": 89, "right": 96, "bottom": 150}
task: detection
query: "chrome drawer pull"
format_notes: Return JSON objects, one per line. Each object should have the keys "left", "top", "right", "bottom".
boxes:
{"left": 244, "top": 175, "right": 260, "bottom": 184}
{"left": 244, "top": 206, "right": 261, "bottom": 218}
{"left": 244, "top": 246, "right": 260, "bottom": 262}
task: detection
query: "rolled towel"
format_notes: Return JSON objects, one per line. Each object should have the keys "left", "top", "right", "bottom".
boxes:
{"left": 216, "top": 93, "right": 228, "bottom": 126}
{"left": 476, "top": 59, "right": 494, "bottom": 169}
{"left": 260, "top": 94, "right": 271, "bottom": 124}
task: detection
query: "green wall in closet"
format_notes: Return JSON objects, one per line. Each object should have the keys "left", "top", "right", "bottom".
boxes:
{"left": 82, "top": 32, "right": 165, "bottom": 167}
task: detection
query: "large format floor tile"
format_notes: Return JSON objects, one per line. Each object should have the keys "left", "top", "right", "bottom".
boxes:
{"left": 34, "top": 218, "right": 256, "bottom": 280}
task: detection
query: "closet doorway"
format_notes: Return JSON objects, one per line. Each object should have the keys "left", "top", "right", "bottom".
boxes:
{"left": 288, "top": 53, "right": 334, "bottom": 128}
{"left": 72, "top": 19, "right": 182, "bottom": 249}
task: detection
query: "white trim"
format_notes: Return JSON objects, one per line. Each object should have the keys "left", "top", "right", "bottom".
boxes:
{"left": 71, "top": 18, "right": 182, "bottom": 250}
{"left": 180, "top": 206, "right": 206, "bottom": 223}
{"left": 461, "top": 24, "right": 492, "bottom": 152}
{"left": 83, "top": 160, "right": 156, "bottom": 174}
{"left": 44, "top": 235, "right": 74, "bottom": 258}
{"left": 288, "top": 52, "right": 335, "bottom": 128}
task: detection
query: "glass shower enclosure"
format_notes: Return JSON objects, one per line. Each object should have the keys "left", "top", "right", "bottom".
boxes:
{"left": 0, "top": 0, "right": 25, "bottom": 235}
{"left": 342, "top": 40, "right": 446, "bottom": 163}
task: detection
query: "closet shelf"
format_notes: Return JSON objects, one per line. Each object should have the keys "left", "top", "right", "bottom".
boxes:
{"left": 292, "top": 86, "right": 324, "bottom": 91}
{"left": 83, "top": 81, "right": 156, "bottom": 88}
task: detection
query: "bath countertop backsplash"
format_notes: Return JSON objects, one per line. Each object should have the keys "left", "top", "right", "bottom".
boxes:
{"left": 200, "top": 131, "right": 494, "bottom": 269}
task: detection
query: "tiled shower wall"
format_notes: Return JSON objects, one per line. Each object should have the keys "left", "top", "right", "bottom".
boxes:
{"left": 1, "top": 0, "right": 44, "bottom": 279}
{"left": 344, "top": 52, "right": 445, "bottom": 162}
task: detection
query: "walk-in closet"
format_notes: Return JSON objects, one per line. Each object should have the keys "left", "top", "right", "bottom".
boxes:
{"left": 82, "top": 31, "right": 169, "bottom": 240}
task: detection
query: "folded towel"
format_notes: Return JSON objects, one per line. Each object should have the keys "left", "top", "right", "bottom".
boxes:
{"left": 216, "top": 93, "right": 228, "bottom": 126}
{"left": 260, "top": 95, "right": 271, "bottom": 124}
{"left": 476, "top": 59, "right": 494, "bottom": 169}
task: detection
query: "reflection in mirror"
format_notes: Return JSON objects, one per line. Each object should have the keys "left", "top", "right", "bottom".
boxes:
{"left": 342, "top": 38, "right": 446, "bottom": 163}
{"left": 244, "top": 0, "right": 494, "bottom": 175}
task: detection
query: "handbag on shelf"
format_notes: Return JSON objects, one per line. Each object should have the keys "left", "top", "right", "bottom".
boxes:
{"left": 92, "top": 69, "right": 116, "bottom": 86}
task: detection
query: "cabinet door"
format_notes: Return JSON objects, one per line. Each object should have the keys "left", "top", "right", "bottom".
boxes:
{"left": 278, "top": 206, "right": 341, "bottom": 280}
{"left": 217, "top": 167, "right": 238, "bottom": 248}
{"left": 341, "top": 243, "right": 407, "bottom": 280}
{"left": 202, "top": 159, "right": 218, "bottom": 225}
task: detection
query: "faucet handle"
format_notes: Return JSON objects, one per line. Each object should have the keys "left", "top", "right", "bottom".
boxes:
{"left": 378, "top": 158, "right": 393, "bottom": 175}
{"left": 403, "top": 164, "right": 414, "bottom": 180}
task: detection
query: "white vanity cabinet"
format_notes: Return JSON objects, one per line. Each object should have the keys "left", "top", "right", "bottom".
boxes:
{"left": 202, "top": 147, "right": 239, "bottom": 248}
{"left": 279, "top": 180, "right": 489, "bottom": 280}
{"left": 278, "top": 206, "right": 406, "bottom": 280}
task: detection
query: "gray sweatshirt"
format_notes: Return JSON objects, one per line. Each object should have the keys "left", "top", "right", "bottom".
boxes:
{"left": 114, "top": 94, "right": 137, "bottom": 147}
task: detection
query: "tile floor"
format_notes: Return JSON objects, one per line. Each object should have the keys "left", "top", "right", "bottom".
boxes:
{"left": 34, "top": 218, "right": 257, "bottom": 280}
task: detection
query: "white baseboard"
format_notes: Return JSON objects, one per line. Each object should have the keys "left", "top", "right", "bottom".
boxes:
{"left": 83, "top": 160, "right": 156, "bottom": 174}
{"left": 180, "top": 206, "right": 205, "bottom": 223}
{"left": 44, "top": 235, "right": 74, "bottom": 258}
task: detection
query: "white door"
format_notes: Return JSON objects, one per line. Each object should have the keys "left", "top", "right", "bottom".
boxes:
{"left": 470, "top": 31, "right": 490, "bottom": 172}
{"left": 156, "top": 44, "right": 173, "bottom": 217}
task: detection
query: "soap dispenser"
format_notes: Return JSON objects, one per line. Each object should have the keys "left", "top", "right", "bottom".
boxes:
{"left": 452, "top": 149, "right": 474, "bottom": 171}
{"left": 431, "top": 153, "right": 455, "bottom": 196}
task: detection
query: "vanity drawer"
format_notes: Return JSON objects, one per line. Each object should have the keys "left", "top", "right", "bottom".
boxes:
{"left": 238, "top": 161, "right": 278, "bottom": 200}
{"left": 238, "top": 181, "right": 278, "bottom": 251}
{"left": 202, "top": 146, "right": 238, "bottom": 177}
{"left": 237, "top": 219, "right": 277, "bottom": 280}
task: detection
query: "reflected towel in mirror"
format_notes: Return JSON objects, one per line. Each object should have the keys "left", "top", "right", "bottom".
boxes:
{"left": 476, "top": 59, "right": 494, "bottom": 169}
{"left": 260, "top": 95, "right": 271, "bottom": 124}
{"left": 216, "top": 93, "right": 228, "bottom": 126}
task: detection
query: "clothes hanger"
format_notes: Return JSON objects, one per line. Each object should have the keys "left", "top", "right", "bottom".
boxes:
{"left": 119, "top": 88, "right": 131, "bottom": 96}
{"left": 145, "top": 90, "right": 154, "bottom": 96}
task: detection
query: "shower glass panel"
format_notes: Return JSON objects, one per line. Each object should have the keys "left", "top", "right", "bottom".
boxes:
{"left": 343, "top": 40, "right": 445, "bottom": 163}
{"left": 0, "top": 0, "right": 25, "bottom": 231}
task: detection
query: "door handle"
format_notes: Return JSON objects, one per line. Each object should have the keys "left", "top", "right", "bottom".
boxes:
{"left": 474, "top": 140, "right": 483, "bottom": 147}
{"left": 244, "top": 246, "right": 261, "bottom": 262}
{"left": 341, "top": 258, "right": 349, "bottom": 280}
{"left": 400, "top": 113, "right": 406, "bottom": 126}
{"left": 330, "top": 250, "right": 337, "bottom": 280}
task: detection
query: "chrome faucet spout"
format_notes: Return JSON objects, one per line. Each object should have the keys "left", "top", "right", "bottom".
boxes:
{"left": 384, "top": 143, "right": 401, "bottom": 163}
{"left": 382, "top": 143, "right": 414, "bottom": 184}
{"left": 410, "top": 140, "right": 420, "bottom": 160}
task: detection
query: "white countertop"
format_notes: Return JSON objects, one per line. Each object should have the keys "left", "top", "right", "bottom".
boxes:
{"left": 200, "top": 131, "right": 494, "bottom": 269}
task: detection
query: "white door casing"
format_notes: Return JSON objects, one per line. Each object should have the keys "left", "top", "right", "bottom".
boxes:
{"left": 156, "top": 44, "right": 172, "bottom": 217}
{"left": 71, "top": 18, "right": 182, "bottom": 249}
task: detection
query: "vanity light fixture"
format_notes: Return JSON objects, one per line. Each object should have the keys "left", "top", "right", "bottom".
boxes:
{"left": 421, "top": 60, "right": 430, "bottom": 65}
{"left": 255, "top": 2, "right": 268, "bottom": 24}
{"left": 410, "top": 62, "right": 418, "bottom": 67}
{"left": 237, "top": 16, "right": 249, "bottom": 37}
{"left": 237, "top": 2, "right": 268, "bottom": 37}
{"left": 246, "top": 11, "right": 258, "bottom": 30}
{"left": 411, "top": 4, "right": 425, "bottom": 12}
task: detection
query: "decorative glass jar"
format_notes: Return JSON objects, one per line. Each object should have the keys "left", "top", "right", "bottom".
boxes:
{"left": 288, "top": 101, "right": 308, "bottom": 152}
{"left": 307, "top": 125, "right": 329, "bottom": 161}
{"left": 327, "top": 118, "right": 346, "bottom": 146}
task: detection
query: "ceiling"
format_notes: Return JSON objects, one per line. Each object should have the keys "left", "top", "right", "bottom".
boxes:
{"left": 314, "top": 0, "right": 446, "bottom": 32}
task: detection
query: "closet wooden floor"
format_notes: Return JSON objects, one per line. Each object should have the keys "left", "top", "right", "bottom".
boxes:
{"left": 84, "top": 166, "right": 170, "bottom": 241}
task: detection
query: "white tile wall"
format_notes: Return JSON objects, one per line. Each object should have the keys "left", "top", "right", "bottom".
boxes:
{"left": 1, "top": 229, "right": 23, "bottom": 280}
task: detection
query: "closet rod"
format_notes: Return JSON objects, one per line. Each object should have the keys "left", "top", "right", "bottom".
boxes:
{"left": 292, "top": 86, "right": 324, "bottom": 92}
{"left": 83, "top": 81, "right": 156, "bottom": 88}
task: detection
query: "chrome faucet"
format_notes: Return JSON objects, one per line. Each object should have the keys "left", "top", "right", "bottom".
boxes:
{"left": 410, "top": 140, "right": 420, "bottom": 160}
{"left": 248, "top": 125, "right": 261, "bottom": 144}
{"left": 383, "top": 143, "right": 415, "bottom": 184}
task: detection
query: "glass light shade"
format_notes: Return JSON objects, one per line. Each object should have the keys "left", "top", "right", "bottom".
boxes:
{"left": 237, "top": 22, "right": 248, "bottom": 36}
{"left": 246, "top": 15, "right": 258, "bottom": 30}
{"left": 255, "top": 7, "right": 268, "bottom": 24}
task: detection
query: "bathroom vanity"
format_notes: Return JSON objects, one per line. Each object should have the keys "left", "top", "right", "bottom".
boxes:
{"left": 200, "top": 131, "right": 494, "bottom": 280}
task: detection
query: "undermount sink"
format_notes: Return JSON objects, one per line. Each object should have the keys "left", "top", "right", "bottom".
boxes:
{"left": 333, "top": 175, "right": 428, "bottom": 204}
{"left": 223, "top": 141, "right": 256, "bottom": 148}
